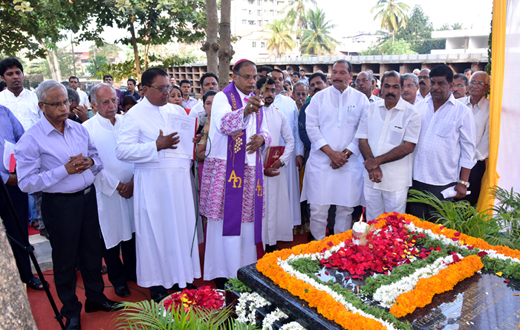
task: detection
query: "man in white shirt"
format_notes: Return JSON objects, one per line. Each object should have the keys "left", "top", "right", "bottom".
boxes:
{"left": 451, "top": 73, "right": 469, "bottom": 99}
{"left": 356, "top": 71, "right": 381, "bottom": 103}
{"left": 257, "top": 77, "right": 295, "bottom": 252}
{"left": 69, "top": 76, "right": 90, "bottom": 107}
{"left": 457, "top": 71, "right": 490, "bottom": 205}
{"left": 189, "top": 72, "right": 220, "bottom": 120}
{"left": 116, "top": 68, "right": 201, "bottom": 302}
{"left": 401, "top": 73, "right": 420, "bottom": 105}
{"left": 180, "top": 79, "right": 198, "bottom": 110}
{"left": 272, "top": 69, "right": 304, "bottom": 229}
{"left": 301, "top": 60, "right": 368, "bottom": 240}
{"left": 0, "top": 58, "right": 45, "bottom": 236}
{"left": 84, "top": 83, "right": 136, "bottom": 298}
{"left": 409, "top": 65, "right": 476, "bottom": 221}
{"left": 416, "top": 68, "right": 431, "bottom": 102}
{"left": 299, "top": 68, "right": 309, "bottom": 84}
{"left": 356, "top": 71, "right": 421, "bottom": 220}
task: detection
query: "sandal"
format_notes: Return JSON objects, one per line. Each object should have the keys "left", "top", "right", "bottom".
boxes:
{"left": 26, "top": 276, "right": 47, "bottom": 290}
{"left": 30, "top": 220, "right": 41, "bottom": 231}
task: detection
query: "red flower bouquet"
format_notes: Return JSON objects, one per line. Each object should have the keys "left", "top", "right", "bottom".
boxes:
{"left": 162, "top": 286, "right": 225, "bottom": 312}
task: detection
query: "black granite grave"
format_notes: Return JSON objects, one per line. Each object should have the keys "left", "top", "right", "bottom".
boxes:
{"left": 238, "top": 264, "right": 520, "bottom": 330}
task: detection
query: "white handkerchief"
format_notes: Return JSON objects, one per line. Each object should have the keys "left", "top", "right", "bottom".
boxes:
{"left": 441, "top": 186, "right": 471, "bottom": 199}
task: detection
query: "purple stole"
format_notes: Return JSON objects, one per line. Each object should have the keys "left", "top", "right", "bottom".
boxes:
{"left": 222, "top": 82, "right": 264, "bottom": 254}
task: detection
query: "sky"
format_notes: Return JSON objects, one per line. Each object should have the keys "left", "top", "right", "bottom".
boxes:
{"left": 321, "top": 0, "right": 494, "bottom": 41}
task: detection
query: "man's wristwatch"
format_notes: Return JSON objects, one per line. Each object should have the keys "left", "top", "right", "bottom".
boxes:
{"left": 458, "top": 180, "right": 470, "bottom": 188}
{"left": 280, "top": 160, "right": 285, "bottom": 167}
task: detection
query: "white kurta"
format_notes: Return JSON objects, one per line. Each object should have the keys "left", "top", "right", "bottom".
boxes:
{"left": 116, "top": 97, "right": 200, "bottom": 288}
{"left": 77, "top": 89, "right": 90, "bottom": 107}
{"left": 83, "top": 114, "right": 135, "bottom": 249}
{"left": 262, "top": 105, "right": 294, "bottom": 245}
{"left": 273, "top": 94, "right": 303, "bottom": 226}
{"left": 301, "top": 86, "right": 367, "bottom": 207}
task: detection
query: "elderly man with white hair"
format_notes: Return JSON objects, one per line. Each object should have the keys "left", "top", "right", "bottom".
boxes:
{"left": 457, "top": 71, "right": 490, "bottom": 205}
{"left": 15, "top": 80, "right": 121, "bottom": 330}
{"left": 83, "top": 83, "right": 136, "bottom": 298}
{"left": 401, "top": 73, "right": 420, "bottom": 105}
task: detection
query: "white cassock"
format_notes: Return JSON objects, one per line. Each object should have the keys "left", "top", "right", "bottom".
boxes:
{"left": 262, "top": 105, "right": 294, "bottom": 246}
{"left": 301, "top": 86, "right": 367, "bottom": 207}
{"left": 116, "top": 97, "right": 200, "bottom": 288}
{"left": 273, "top": 94, "right": 303, "bottom": 226}
{"left": 76, "top": 89, "right": 90, "bottom": 108}
{"left": 83, "top": 114, "right": 135, "bottom": 249}
{"left": 199, "top": 88, "right": 270, "bottom": 280}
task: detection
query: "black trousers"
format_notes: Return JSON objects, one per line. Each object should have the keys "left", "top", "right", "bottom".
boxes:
{"left": 103, "top": 233, "right": 137, "bottom": 287}
{"left": 0, "top": 184, "right": 32, "bottom": 283}
{"left": 42, "top": 185, "right": 107, "bottom": 318}
{"left": 407, "top": 180, "right": 456, "bottom": 223}
{"left": 460, "top": 160, "right": 486, "bottom": 206}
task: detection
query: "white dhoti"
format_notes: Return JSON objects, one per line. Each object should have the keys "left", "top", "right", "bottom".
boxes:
{"left": 263, "top": 167, "right": 293, "bottom": 246}
{"left": 363, "top": 185, "right": 408, "bottom": 220}
{"left": 309, "top": 204, "right": 354, "bottom": 240}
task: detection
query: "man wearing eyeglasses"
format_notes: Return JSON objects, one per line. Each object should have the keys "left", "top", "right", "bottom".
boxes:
{"left": 457, "top": 71, "right": 490, "bottom": 205}
{"left": 416, "top": 68, "right": 431, "bottom": 102}
{"left": 451, "top": 73, "right": 469, "bottom": 99}
{"left": 355, "top": 71, "right": 381, "bottom": 103}
{"left": 116, "top": 68, "right": 202, "bottom": 302}
{"left": 199, "top": 59, "right": 271, "bottom": 289}
{"left": 84, "top": 83, "right": 136, "bottom": 299}
{"left": 272, "top": 68, "right": 304, "bottom": 232}
{"left": 15, "top": 80, "right": 122, "bottom": 330}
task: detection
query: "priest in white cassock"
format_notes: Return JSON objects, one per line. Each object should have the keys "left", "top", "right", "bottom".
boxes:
{"left": 199, "top": 59, "right": 271, "bottom": 289}
{"left": 116, "top": 68, "right": 201, "bottom": 302}
{"left": 301, "top": 60, "right": 368, "bottom": 240}
{"left": 83, "top": 83, "right": 136, "bottom": 298}
{"left": 271, "top": 69, "right": 304, "bottom": 228}
{"left": 256, "top": 77, "right": 294, "bottom": 252}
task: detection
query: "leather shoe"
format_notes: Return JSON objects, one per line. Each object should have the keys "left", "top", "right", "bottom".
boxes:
{"left": 85, "top": 299, "right": 123, "bottom": 313}
{"left": 65, "top": 316, "right": 81, "bottom": 330}
{"left": 114, "top": 284, "right": 131, "bottom": 297}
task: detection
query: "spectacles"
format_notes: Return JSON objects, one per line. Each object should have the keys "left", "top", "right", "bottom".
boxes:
{"left": 455, "top": 84, "right": 467, "bottom": 88}
{"left": 147, "top": 85, "right": 171, "bottom": 93}
{"left": 356, "top": 78, "right": 370, "bottom": 83}
{"left": 100, "top": 97, "right": 119, "bottom": 107}
{"left": 237, "top": 74, "right": 258, "bottom": 81}
{"left": 418, "top": 76, "right": 430, "bottom": 80}
{"left": 294, "top": 92, "right": 308, "bottom": 97}
{"left": 469, "top": 81, "right": 486, "bottom": 87}
{"left": 403, "top": 84, "right": 416, "bottom": 89}
{"left": 41, "top": 100, "right": 70, "bottom": 108}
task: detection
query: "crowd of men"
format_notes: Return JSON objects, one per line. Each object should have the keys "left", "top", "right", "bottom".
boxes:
{"left": 0, "top": 55, "right": 489, "bottom": 330}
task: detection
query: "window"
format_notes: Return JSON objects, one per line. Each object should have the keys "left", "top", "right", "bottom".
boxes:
{"left": 249, "top": 10, "right": 252, "bottom": 14}
{"left": 270, "top": 9, "right": 274, "bottom": 14}
{"left": 249, "top": 20, "right": 255, "bottom": 25}
{"left": 252, "top": 41, "right": 257, "bottom": 48}
{"left": 242, "top": 9, "right": 247, "bottom": 14}
{"left": 261, "top": 42, "right": 266, "bottom": 48}
{"left": 248, "top": 0, "right": 254, "bottom": 4}
{"left": 242, "top": 19, "right": 247, "bottom": 24}
{"left": 258, "top": 20, "right": 262, "bottom": 26}
{"left": 257, "top": 0, "right": 261, "bottom": 5}
{"left": 257, "top": 10, "right": 261, "bottom": 15}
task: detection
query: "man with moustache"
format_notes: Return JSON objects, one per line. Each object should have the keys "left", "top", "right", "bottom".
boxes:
{"left": 271, "top": 69, "right": 304, "bottom": 230}
{"left": 199, "top": 59, "right": 271, "bottom": 289}
{"left": 355, "top": 71, "right": 421, "bottom": 219}
{"left": 257, "top": 77, "right": 295, "bottom": 252}
{"left": 15, "top": 80, "right": 121, "bottom": 330}
{"left": 84, "top": 83, "right": 136, "bottom": 298}
{"left": 458, "top": 71, "right": 490, "bottom": 205}
{"left": 408, "top": 65, "right": 476, "bottom": 221}
{"left": 451, "top": 73, "right": 469, "bottom": 99}
{"left": 416, "top": 68, "right": 431, "bottom": 102}
{"left": 401, "top": 73, "right": 420, "bottom": 105}
{"left": 69, "top": 76, "right": 90, "bottom": 106}
{"left": 116, "top": 68, "right": 201, "bottom": 301}
{"left": 355, "top": 71, "right": 381, "bottom": 103}
{"left": 301, "top": 60, "right": 367, "bottom": 240}
{"left": 189, "top": 72, "right": 220, "bottom": 120}
{"left": 292, "top": 82, "right": 309, "bottom": 111}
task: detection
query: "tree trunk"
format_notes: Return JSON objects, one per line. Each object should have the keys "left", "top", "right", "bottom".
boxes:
{"left": 51, "top": 48, "right": 62, "bottom": 82}
{"left": 38, "top": 40, "right": 57, "bottom": 80}
{"left": 130, "top": 17, "right": 142, "bottom": 81}
{"left": 202, "top": 0, "right": 219, "bottom": 74}
{"left": 0, "top": 228, "right": 38, "bottom": 329}
{"left": 218, "top": 0, "right": 234, "bottom": 90}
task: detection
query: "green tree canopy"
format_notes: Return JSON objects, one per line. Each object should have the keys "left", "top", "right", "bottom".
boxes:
{"left": 282, "top": 0, "right": 317, "bottom": 37}
{"left": 300, "top": 8, "right": 338, "bottom": 56}
{"left": 361, "top": 38, "right": 417, "bottom": 55}
{"left": 266, "top": 20, "right": 296, "bottom": 58}
{"left": 371, "top": 0, "right": 410, "bottom": 45}
{"left": 395, "top": 5, "right": 445, "bottom": 54}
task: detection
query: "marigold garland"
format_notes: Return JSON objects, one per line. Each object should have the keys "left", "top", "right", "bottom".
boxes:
{"left": 377, "top": 213, "right": 520, "bottom": 261}
{"left": 389, "top": 255, "right": 484, "bottom": 317}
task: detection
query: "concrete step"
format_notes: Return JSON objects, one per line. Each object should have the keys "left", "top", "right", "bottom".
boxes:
{"left": 29, "top": 234, "right": 52, "bottom": 273}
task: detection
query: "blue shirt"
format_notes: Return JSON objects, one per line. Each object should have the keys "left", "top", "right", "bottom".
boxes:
{"left": 15, "top": 115, "right": 103, "bottom": 193}
{"left": 0, "top": 105, "right": 24, "bottom": 183}
{"left": 122, "top": 90, "right": 141, "bottom": 101}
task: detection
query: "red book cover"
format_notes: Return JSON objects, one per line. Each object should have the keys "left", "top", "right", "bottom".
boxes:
{"left": 9, "top": 153, "right": 16, "bottom": 173}
{"left": 264, "top": 146, "right": 285, "bottom": 169}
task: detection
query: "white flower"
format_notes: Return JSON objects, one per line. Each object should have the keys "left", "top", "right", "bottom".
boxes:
{"left": 236, "top": 292, "right": 271, "bottom": 324}
{"left": 262, "top": 308, "right": 288, "bottom": 330}
{"left": 280, "top": 321, "right": 307, "bottom": 330}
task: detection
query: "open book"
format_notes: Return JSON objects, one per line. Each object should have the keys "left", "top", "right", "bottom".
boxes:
{"left": 164, "top": 113, "right": 198, "bottom": 159}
